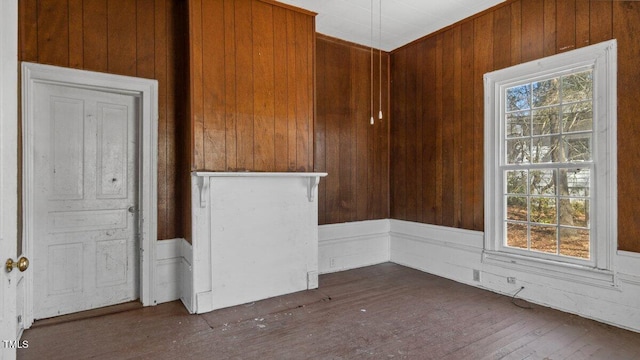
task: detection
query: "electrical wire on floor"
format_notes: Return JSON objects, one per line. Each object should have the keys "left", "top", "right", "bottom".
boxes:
{"left": 511, "top": 286, "right": 532, "bottom": 309}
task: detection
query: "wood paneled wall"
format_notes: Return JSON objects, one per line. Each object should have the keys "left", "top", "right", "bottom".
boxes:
{"left": 390, "top": 0, "right": 640, "bottom": 252}
{"left": 188, "top": 0, "right": 315, "bottom": 172}
{"left": 18, "top": 0, "right": 190, "bottom": 241}
{"left": 315, "top": 35, "right": 390, "bottom": 225}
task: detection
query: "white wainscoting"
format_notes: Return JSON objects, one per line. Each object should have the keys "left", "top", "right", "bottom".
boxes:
{"left": 318, "top": 220, "right": 390, "bottom": 274}
{"left": 389, "top": 219, "right": 640, "bottom": 333}
{"left": 154, "top": 238, "right": 186, "bottom": 305}
{"left": 155, "top": 220, "right": 640, "bottom": 332}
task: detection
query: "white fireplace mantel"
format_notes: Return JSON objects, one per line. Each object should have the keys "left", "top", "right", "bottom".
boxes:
{"left": 185, "top": 171, "right": 327, "bottom": 314}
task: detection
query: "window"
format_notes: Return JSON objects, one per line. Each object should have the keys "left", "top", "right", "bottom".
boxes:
{"left": 484, "top": 40, "right": 617, "bottom": 279}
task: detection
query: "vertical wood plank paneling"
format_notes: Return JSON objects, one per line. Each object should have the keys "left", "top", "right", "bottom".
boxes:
{"left": 590, "top": 0, "right": 612, "bottom": 44}
{"left": 434, "top": 34, "right": 444, "bottom": 225}
{"left": 286, "top": 10, "right": 298, "bottom": 170}
{"left": 521, "top": 0, "right": 544, "bottom": 62}
{"left": 338, "top": 47, "right": 354, "bottom": 222}
{"left": 441, "top": 30, "right": 455, "bottom": 227}
{"left": 414, "top": 41, "right": 425, "bottom": 223}
{"left": 405, "top": 44, "right": 418, "bottom": 222}
{"left": 252, "top": 1, "right": 276, "bottom": 171}
{"left": 37, "top": 0, "right": 69, "bottom": 66}
{"left": 155, "top": 0, "right": 168, "bottom": 238}
{"left": 510, "top": 1, "right": 522, "bottom": 66}
{"left": 493, "top": 5, "right": 511, "bottom": 71}
{"left": 391, "top": 49, "right": 407, "bottom": 220}
{"left": 452, "top": 25, "right": 462, "bottom": 228}
{"left": 307, "top": 18, "right": 315, "bottom": 173}
{"left": 421, "top": 38, "right": 437, "bottom": 225}
{"left": 164, "top": 0, "right": 179, "bottom": 238}
{"left": 201, "top": 0, "right": 226, "bottom": 170}
{"left": 188, "top": 1, "right": 313, "bottom": 195}
{"left": 575, "top": 0, "right": 590, "bottom": 48}
{"left": 557, "top": 0, "right": 576, "bottom": 52}
{"left": 83, "top": 0, "right": 108, "bottom": 72}
{"left": 613, "top": 1, "right": 640, "bottom": 252}
{"left": 295, "top": 12, "right": 311, "bottom": 171}
{"left": 323, "top": 40, "right": 346, "bottom": 224}
{"left": 154, "top": 0, "right": 171, "bottom": 239}
{"left": 107, "top": 0, "right": 137, "bottom": 76}
{"left": 543, "top": 0, "right": 556, "bottom": 57}
{"left": 68, "top": 0, "right": 84, "bottom": 68}
{"left": 354, "top": 47, "right": 368, "bottom": 221}
{"left": 224, "top": 0, "right": 237, "bottom": 171}
{"left": 390, "top": 0, "right": 640, "bottom": 252}
{"left": 315, "top": 38, "right": 327, "bottom": 225}
{"left": 136, "top": 0, "right": 155, "bottom": 78}
{"left": 315, "top": 35, "right": 390, "bottom": 224}
{"left": 273, "top": 7, "right": 289, "bottom": 172}
{"left": 460, "top": 21, "right": 475, "bottom": 230}
{"left": 19, "top": 0, "right": 39, "bottom": 62}
{"left": 234, "top": 0, "right": 254, "bottom": 171}
{"left": 472, "top": 13, "right": 493, "bottom": 230}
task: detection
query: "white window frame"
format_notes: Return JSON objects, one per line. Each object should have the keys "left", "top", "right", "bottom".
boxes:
{"left": 483, "top": 40, "right": 617, "bottom": 286}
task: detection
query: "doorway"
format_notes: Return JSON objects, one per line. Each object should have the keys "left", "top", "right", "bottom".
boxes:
{"left": 21, "top": 63, "right": 158, "bottom": 327}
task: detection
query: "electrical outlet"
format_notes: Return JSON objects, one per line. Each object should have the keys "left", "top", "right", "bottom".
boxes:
{"left": 473, "top": 269, "right": 480, "bottom": 282}
{"left": 330, "top": 258, "right": 336, "bottom": 268}
{"left": 507, "top": 277, "right": 516, "bottom": 284}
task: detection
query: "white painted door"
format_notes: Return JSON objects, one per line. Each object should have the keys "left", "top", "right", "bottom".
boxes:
{"left": 31, "top": 83, "right": 139, "bottom": 319}
{"left": 1, "top": 1, "right": 20, "bottom": 358}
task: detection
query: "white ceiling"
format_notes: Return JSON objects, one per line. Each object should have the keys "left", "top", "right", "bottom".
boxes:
{"left": 277, "top": 0, "right": 505, "bottom": 52}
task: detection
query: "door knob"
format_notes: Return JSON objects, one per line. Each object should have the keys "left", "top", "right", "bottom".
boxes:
{"left": 6, "top": 257, "right": 29, "bottom": 273}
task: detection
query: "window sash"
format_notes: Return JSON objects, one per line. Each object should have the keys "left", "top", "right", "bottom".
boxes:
{"left": 484, "top": 39, "right": 617, "bottom": 274}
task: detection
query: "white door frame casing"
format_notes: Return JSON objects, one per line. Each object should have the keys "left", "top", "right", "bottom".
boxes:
{"left": 21, "top": 63, "right": 158, "bottom": 327}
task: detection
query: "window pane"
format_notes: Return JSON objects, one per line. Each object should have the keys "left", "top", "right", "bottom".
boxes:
{"left": 530, "top": 197, "right": 556, "bottom": 224}
{"left": 530, "top": 169, "right": 556, "bottom": 195}
{"left": 532, "top": 107, "right": 559, "bottom": 136}
{"left": 566, "top": 168, "right": 590, "bottom": 196}
{"left": 506, "top": 139, "right": 530, "bottom": 164}
{"left": 562, "top": 70, "right": 593, "bottom": 103}
{"left": 506, "top": 196, "right": 527, "bottom": 221}
{"left": 506, "top": 111, "right": 530, "bottom": 138}
{"left": 558, "top": 198, "right": 589, "bottom": 227}
{"left": 559, "top": 228, "right": 590, "bottom": 259}
{"left": 506, "top": 222, "right": 527, "bottom": 249}
{"left": 562, "top": 101, "right": 592, "bottom": 132}
{"left": 506, "top": 84, "right": 530, "bottom": 111}
{"left": 563, "top": 134, "right": 592, "bottom": 162}
{"left": 533, "top": 78, "right": 560, "bottom": 108}
{"left": 531, "top": 136, "right": 559, "bottom": 163}
{"left": 506, "top": 170, "right": 527, "bottom": 194}
{"left": 531, "top": 225, "right": 557, "bottom": 254}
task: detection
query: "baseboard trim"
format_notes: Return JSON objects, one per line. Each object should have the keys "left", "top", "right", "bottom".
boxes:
{"left": 319, "top": 220, "right": 390, "bottom": 274}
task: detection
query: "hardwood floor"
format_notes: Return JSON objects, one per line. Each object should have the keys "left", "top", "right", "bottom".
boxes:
{"left": 18, "top": 263, "right": 640, "bottom": 359}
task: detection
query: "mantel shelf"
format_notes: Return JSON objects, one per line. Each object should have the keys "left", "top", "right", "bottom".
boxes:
{"left": 193, "top": 172, "right": 328, "bottom": 206}
{"left": 194, "top": 172, "right": 328, "bottom": 178}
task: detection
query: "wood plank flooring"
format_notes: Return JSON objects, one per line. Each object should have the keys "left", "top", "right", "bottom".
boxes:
{"left": 18, "top": 263, "right": 640, "bottom": 359}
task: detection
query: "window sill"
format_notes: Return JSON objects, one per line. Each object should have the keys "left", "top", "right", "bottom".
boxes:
{"left": 482, "top": 250, "right": 616, "bottom": 289}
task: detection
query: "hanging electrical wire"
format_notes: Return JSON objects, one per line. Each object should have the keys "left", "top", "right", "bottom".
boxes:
{"left": 370, "top": 0, "right": 374, "bottom": 125}
{"left": 378, "top": 0, "right": 383, "bottom": 121}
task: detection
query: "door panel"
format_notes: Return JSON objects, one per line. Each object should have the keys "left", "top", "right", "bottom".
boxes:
{"left": 32, "top": 83, "right": 139, "bottom": 320}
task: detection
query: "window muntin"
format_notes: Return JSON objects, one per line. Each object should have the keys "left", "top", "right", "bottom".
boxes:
{"left": 501, "top": 68, "right": 594, "bottom": 263}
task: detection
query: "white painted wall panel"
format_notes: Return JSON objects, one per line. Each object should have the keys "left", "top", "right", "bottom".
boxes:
{"left": 190, "top": 172, "right": 326, "bottom": 313}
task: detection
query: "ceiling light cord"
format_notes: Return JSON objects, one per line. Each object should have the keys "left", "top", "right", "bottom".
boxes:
{"left": 379, "top": 0, "right": 383, "bottom": 121}
{"left": 370, "top": 0, "right": 374, "bottom": 125}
